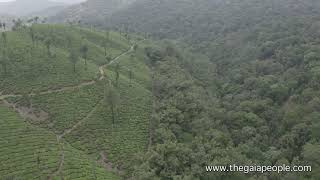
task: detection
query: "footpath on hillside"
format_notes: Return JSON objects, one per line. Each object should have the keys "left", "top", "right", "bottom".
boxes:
{"left": 0, "top": 40, "right": 144, "bottom": 178}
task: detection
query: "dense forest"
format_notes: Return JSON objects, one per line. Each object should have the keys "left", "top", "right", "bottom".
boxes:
{"left": 0, "top": 0, "right": 320, "bottom": 179}
{"left": 107, "top": 0, "right": 320, "bottom": 179}
{"left": 49, "top": 0, "right": 136, "bottom": 26}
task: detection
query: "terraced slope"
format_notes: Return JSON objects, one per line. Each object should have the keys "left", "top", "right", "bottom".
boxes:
{"left": 0, "top": 24, "right": 151, "bottom": 178}
{"left": 0, "top": 104, "right": 119, "bottom": 179}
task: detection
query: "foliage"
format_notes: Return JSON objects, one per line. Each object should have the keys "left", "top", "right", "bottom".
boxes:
{"left": 0, "top": 23, "right": 150, "bottom": 179}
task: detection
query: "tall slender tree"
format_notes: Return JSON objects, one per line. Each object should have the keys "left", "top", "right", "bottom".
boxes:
{"left": 104, "top": 83, "right": 120, "bottom": 125}
{"left": 1, "top": 32, "right": 7, "bottom": 47}
{"left": 129, "top": 69, "right": 133, "bottom": 87}
{"left": 115, "top": 63, "right": 120, "bottom": 87}
{"left": 66, "top": 36, "right": 72, "bottom": 50}
{"left": 69, "top": 50, "right": 79, "bottom": 73}
{"left": 102, "top": 38, "right": 108, "bottom": 57}
{"left": 29, "top": 27, "right": 35, "bottom": 47}
{"left": 44, "top": 37, "right": 52, "bottom": 57}
{"left": 0, "top": 49, "right": 9, "bottom": 75}
{"left": 34, "top": 17, "right": 39, "bottom": 24}
{"left": 80, "top": 43, "right": 88, "bottom": 70}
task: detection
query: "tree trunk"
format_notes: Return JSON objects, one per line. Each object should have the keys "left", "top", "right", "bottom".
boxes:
{"left": 47, "top": 46, "right": 51, "bottom": 57}
{"left": 116, "top": 72, "right": 119, "bottom": 87}
{"left": 3, "top": 63, "right": 7, "bottom": 75}
{"left": 149, "top": 66, "right": 156, "bottom": 149}
{"left": 111, "top": 105, "right": 115, "bottom": 125}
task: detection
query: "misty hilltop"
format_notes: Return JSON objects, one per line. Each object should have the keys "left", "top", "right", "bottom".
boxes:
{"left": 49, "top": 0, "right": 137, "bottom": 24}
{"left": 0, "top": 0, "right": 67, "bottom": 16}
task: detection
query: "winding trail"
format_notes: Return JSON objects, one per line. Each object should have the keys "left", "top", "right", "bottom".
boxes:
{"left": 58, "top": 41, "right": 143, "bottom": 139}
{"left": 48, "top": 135, "right": 65, "bottom": 180}
{"left": 99, "top": 43, "right": 136, "bottom": 80}
{"left": 0, "top": 40, "right": 145, "bottom": 178}
{"left": 58, "top": 99, "right": 103, "bottom": 139}
{"left": 98, "top": 151, "right": 114, "bottom": 171}
{"left": 0, "top": 41, "right": 140, "bottom": 101}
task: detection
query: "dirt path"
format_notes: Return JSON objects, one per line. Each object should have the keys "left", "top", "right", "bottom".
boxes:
{"left": 0, "top": 99, "right": 64, "bottom": 179}
{"left": 99, "top": 43, "right": 136, "bottom": 80}
{"left": 53, "top": 44, "right": 137, "bottom": 157}
{"left": 58, "top": 99, "right": 103, "bottom": 139}
{"left": 98, "top": 151, "right": 114, "bottom": 171}
{"left": 0, "top": 40, "right": 145, "bottom": 178}
{"left": 48, "top": 135, "right": 65, "bottom": 180}
{"left": 2, "top": 100, "right": 48, "bottom": 122}
{"left": 0, "top": 40, "right": 144, "bottom": 139}
{"left": 0, "top": 41, "right": 140, "bottom": 101}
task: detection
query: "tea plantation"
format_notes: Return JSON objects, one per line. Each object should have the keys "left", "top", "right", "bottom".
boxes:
{"left": 0, "top": 24, "right": 151, "bottom": 179}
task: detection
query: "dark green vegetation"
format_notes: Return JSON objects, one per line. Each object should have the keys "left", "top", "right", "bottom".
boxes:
{"left": 0, "top": 104, "right": 119, "bottom": 179}
{"left": 0, "top": 22, "right": 151, "bottom": 179}
{"left": 102, "top": 0, "right": 320, "bottom": 179}
{"left": 1, "top": 0, "right": 320, "bottom": 179}
{"left": 49, "top": 0, "right": 136, "bottom": 26}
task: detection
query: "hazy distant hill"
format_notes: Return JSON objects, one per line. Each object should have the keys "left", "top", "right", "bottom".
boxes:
{"left": 26, "top": 5, "right": 66, "bottom": 18}
{"left": 0, "top": 0, "right": 67, "bottom": 16}
{"left": 49, "top": 0, "right": 136, "bottom": 24}
{"left": 108, "top": 0, "right": 320, "bottom": 45}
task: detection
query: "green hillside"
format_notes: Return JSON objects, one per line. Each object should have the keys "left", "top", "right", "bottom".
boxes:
{"left": 101, "top": 0, "right": 320, "bottom": 179}
{"left": 49, "top": 0, "right": 136, "bottom": 25}
{"left": 0, "top": 104, "right": 119, "bottom": 179}
{"left": 0, "top": 24, "right": 151, "bottom": 179}
{"left": 3, "top": 0, "right": 320, "bottom": 179}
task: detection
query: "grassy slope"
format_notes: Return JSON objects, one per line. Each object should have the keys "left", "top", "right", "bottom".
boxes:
{"left": 0, "top": 24, "right": 130, "bottom": 94}
{"left": 0, "top": 24, "right": 152, "bottom": 178}
{"left": 0, "top": 104, "right": 60, "bottom": 179}
{"left": 0, "top": 104, "right": 118, "bottom": 179}
{"left": 0, "top": 27, "right": 96, "bottom": 94}
{"left": 65, "top": 72, "right": 152, "bottom": 164}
